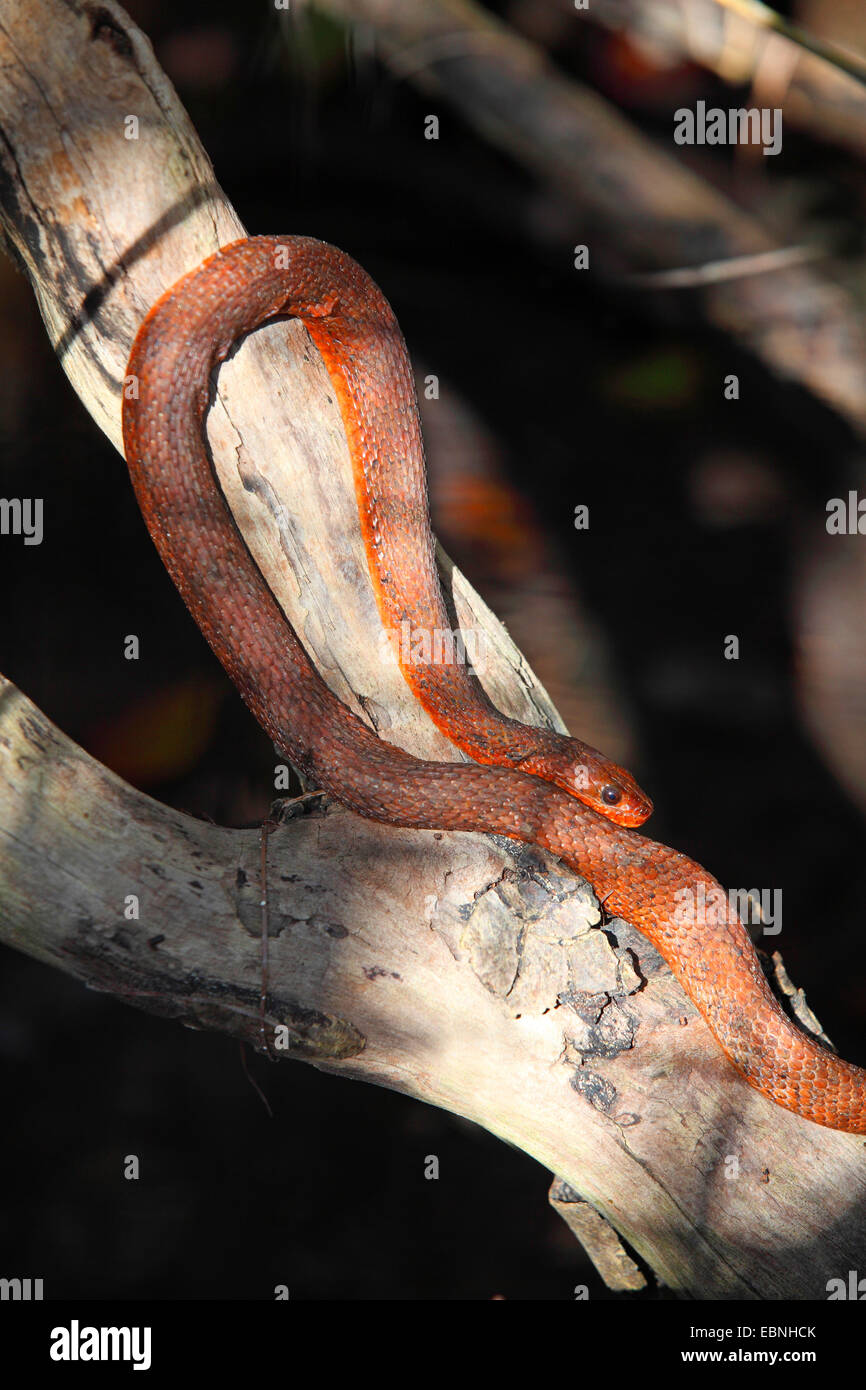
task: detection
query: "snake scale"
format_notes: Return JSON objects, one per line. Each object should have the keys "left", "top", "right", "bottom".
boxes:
{"left": 121, "top": 236, "right": 866, "bottom": 1134}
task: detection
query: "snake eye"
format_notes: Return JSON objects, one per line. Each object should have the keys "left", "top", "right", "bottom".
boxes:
{"left": 602, "top": 784, "right": 622, "bottom": 806}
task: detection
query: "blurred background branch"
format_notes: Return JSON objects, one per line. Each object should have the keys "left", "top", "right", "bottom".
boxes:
{"left": 583, "top": 0, "right": 866, "bottom": 156}
{"left": 314, "top": 0, "right": 866, "bottom": 435}
{"left": 2, "top": 0, "right": 866, "bottom": 1298}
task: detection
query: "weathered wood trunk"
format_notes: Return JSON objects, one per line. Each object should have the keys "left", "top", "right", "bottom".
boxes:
{"left": 0, "top": 0, "right": 864, "bottom": 1299}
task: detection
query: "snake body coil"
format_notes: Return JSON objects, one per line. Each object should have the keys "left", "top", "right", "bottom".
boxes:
{"left": 122, "top": 235, "right": 866, "bottom": 1134}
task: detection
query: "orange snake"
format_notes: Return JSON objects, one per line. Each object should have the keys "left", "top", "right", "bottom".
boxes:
{"left": 122, "top": 235, "right": 866, "bottom": 1133}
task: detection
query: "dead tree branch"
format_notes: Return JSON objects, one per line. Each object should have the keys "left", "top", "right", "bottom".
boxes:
{"left": 0, "top": 0, "right": 864, "bottom": 1298}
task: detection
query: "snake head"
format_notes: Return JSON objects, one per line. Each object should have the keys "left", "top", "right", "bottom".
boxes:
{"left": 570, "top": 746, "right": 653, "bottom": 828}
{"left": 518, "top": 741, "right": 653, "bottom": 829}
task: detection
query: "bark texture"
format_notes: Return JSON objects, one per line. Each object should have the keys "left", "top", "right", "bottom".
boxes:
{"left": 0, "top": 0, "right": 864, "bottom": 1299}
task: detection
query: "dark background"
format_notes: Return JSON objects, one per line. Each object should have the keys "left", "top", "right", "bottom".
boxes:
{"left": 1, "top": 0, "right": 864, "bottom": 1299}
